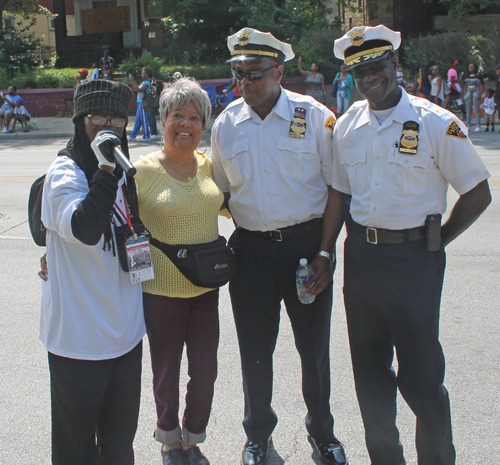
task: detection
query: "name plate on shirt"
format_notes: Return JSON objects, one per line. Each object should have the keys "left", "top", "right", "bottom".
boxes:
{"left": 290, "top": 107, "right": 307, "bottom": 139}
{"left": 399, "top": 121, "right": 419, "bottom": 154}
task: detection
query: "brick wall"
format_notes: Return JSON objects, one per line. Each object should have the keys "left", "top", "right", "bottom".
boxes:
{"left": 7, "top": 89, "right": 75, "bottom": 117}
{"left": 3, "top": 77, "right": 307, "bottom": 118}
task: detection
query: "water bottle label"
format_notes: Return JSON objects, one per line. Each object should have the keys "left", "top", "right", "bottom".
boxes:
{"left": 296, "top": 275, "right": 311, "bottom": 285}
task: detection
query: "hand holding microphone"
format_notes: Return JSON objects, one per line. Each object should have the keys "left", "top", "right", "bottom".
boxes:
{"left": 91, "top": 130, "right": 137, "bottom": 176}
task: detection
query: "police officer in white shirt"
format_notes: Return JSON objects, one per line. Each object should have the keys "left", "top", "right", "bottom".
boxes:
{"left": 211, "top": 28, "right": 347, "bottom": 465}
{"left": 329, "top": 25, "right": 491, "bottom": 465}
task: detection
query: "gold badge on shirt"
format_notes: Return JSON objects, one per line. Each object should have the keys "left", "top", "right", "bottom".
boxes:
{"left": 399, "top": 121, "right": 419, "bottom": 154}
{"left": 446, "top": 120, "right": 468, "bottom": 139}
{"left": 324, "top": 115, "right": 336, "bottom": 132}
{"left": 290, "top": 107, "right": 306, "bottom": 139}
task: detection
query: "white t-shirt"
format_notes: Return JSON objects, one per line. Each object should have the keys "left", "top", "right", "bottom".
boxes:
{"left": 40, "top": 156, "right": 145, "bottom": 360}
{"left": 483, "top": 97, "right": 496, "bottom": 115}
{"left": 14, "top": 105, "right": 30, "bottom": 118}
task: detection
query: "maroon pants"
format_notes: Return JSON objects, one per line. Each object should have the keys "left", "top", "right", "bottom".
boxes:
{"left": 143, "top": 290, "right": 219, "bottom": 444}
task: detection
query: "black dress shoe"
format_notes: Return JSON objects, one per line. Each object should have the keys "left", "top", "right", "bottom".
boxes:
{"left": 162, "top": 448, "right": 187, "bottom": 465}
{"left": 308, "top": 435, "right": 348, "bottom": 465}
{"left": 241, "top": 438, "right": 271, "bottom": 465}
{"left": 183, "top": 446, "right": 210, "bottom": 465}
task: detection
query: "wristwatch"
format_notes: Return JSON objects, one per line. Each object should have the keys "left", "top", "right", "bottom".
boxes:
{"left": 316, "top": 250, "right": 335, "bottom": 264}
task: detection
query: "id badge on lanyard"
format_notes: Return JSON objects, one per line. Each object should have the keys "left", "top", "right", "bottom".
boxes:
{"left": 114, "top": 185, "right": 154, "bottom": 284}
{"left": 125, "top": 235, "right": 155, "bottom": 284}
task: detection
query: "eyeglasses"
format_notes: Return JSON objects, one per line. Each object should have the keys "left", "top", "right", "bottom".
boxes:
{"left": 87, "top": 114, "right": 128, "bottom": 127}
{"left": 231, "top": 65, "right": 278, "bottom": 81}
{"left": 352, "top": 59, "right": 390, "bottom": 79}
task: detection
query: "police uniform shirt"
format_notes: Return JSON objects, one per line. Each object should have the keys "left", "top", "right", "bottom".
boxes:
{"left": 211, "top": 88, "right": 336, "bottom": 231}
{"left": 331, "top": 90, "right": 490, "bottom": 230}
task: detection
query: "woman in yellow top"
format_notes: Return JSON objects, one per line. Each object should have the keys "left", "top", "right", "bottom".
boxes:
{"left": 134, "top": 78, "right": 222, "bottom": 465}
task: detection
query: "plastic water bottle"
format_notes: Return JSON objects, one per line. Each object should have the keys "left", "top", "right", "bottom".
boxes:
{"left": 296, "top": 258, "right": 315, "bottom": 304}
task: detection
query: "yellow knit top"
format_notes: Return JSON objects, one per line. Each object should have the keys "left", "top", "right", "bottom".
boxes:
{"left": 134, "top": 151, "right": 224, "bottom": 298}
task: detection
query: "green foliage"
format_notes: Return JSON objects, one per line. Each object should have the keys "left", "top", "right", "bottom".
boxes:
{"left": 55, "top": 49, "right": 104, "bottom": 69}
{"left": 0, "top": 17, "right": 44, "bottom": 78}
{"left": 427, "top": 0, "right": 500, "bottom": 21}
{"left": 0, "top": 0, "right": 51, "bottom": 24}
{"left": 0, "top": 68, "right": 78, "bottom": 89}
{"left": 158, "top": 64, "right": 232, "bottom": 81}
{"left": 154, "top": 0, "right": 333, "bottom": 65}
{"left": 403, "top": 33, "right": 471, "bottom": 74}
{"left": 471, "top": 30, "right": 500, "bottom": 79}
{"left": 291, "top": 27, "right": 345, "bottom": 82}
{"left": 0, "top": 65, "right": 236, "bottom": 89}
{"left": 119, "top": 50, "right": 166, "bottom": 81}
{"left": 403, "top": 32, "right": 500, "bottom": 79}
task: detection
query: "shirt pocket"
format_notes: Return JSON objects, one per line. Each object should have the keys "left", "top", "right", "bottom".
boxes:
{"left": 337, "top": 148, "right": 366, "bottom": 194}
{"left": 221, "top": 138, "right": 248, "bottom": 187}
{"left": 278, "top": 136, "right": 318, "bottom": 181}
{"left": 388, "top": 150, "right": 430, "bottom": 196}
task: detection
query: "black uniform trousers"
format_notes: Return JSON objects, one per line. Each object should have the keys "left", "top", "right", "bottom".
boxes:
{"left": 344, "top": 233, "right": 456, "bottom": 465}
{"left": 228, "top": 223, "right": 335, "bottom": 443}
{"left": 48, "top": 341, "right": 142, "bottom": 465}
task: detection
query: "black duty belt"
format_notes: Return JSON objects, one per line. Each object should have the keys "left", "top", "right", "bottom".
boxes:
{"left": 238, "top": 217, "right": 323, "bottom": 242}
{"left": 348, "top": 220, "right": 426, "bottom": 245}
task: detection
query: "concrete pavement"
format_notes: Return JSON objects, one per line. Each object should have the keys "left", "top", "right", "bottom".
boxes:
{"left": 0, "top": 114, "right": 216, "bottom": 140}
{"left": 0, "top": 115, "right": 499, "bottom": 465}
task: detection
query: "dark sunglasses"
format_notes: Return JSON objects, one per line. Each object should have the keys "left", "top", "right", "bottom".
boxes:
{"left": 351, "top": 58, "right": 390, "bottom": 79}
{"left": 87, "top": 114, "right": 128, "bottom": 127}
{"left": 231, "top": 65, "right": 278, "bottom": 81}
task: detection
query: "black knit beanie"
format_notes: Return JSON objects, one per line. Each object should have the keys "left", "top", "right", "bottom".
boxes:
{"left": 73, "top": 80, "right": 133, "bottom": 122}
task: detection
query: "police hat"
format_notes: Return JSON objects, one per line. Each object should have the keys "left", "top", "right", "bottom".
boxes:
{"left": 334, "top": 25, "right": 401, "bottom": 69}
{"left": 227, "top": 28, "right": 294, "bottom": 63}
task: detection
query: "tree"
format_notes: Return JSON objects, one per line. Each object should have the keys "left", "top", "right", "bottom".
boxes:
{"left": 151, "top": 0, "right": 334, "bottom": 64}
{"left": 426, "top": 0, "right": 500, "bottom": 20}
{"left": 0, "top": 0, "right": 49, "bottom": 29}
{"left": 0, "top": 0, "right": 49, "bottom": 77}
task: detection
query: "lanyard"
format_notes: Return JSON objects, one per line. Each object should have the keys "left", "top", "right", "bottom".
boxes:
{"left": 114, "top": 185, "right": 138, "bottom": 240}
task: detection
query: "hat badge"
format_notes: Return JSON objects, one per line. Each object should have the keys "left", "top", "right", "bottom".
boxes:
{"left": 237, "top": 28, "right": 253, "bottom": 46}
{"left": 348, "top": 29, "right": 365, "bottom": 46}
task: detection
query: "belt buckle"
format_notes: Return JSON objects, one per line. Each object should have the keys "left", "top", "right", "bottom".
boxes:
{"left": 366, "top": 228, "right": 378, "bottom": 244}
{"left": 270, "top": 230, "right": 283, "bottom": 241}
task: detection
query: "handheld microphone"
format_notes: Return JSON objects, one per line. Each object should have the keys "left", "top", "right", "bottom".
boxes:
{"left": 98, "top": 131, "right": 137, "bottom": 177}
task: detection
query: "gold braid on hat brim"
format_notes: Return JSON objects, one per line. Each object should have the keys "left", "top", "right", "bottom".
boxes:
{"left": 231, "top": 49, "right": 280, "bottom": 58}
{"left": 345, "top": 45, "right": 393, "bottom": 67}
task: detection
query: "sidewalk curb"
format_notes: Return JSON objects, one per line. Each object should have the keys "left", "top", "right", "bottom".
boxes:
{"left": 1, "top": 132, "right": 75, "bottom": 140}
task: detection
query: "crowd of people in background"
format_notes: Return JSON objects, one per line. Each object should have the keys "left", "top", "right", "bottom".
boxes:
{"left": 296, "top": 54, "right": 499, "bottom": 135}
{"left": 394, "top": 59, "right": 499, "bottom": 133}
{"left": 4, "top": 47, "right": 499, "bottom": 139}
{"left": 74, "top": 50, "right": 160, "bottom": 141}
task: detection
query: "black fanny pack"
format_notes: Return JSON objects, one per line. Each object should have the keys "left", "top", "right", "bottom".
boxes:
{"left": 149, "top": 235, "right": 236, "bottom": 289}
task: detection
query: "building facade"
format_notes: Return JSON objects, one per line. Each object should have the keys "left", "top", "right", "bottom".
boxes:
{"left": 337, "top": 0, "right": 500, "bottom": 37}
